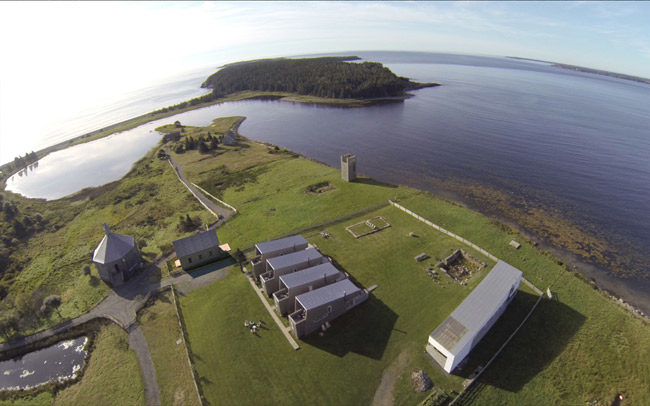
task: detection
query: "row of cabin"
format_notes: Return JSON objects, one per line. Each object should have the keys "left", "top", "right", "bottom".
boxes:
{"left": 92, "top": 225, "right": 522, "bottom": 373}
{"left": 92, "top": 224, "right": 227, "bottom": 287}
{"left": 251, "top": 235, "right": 368, "bottom": 339}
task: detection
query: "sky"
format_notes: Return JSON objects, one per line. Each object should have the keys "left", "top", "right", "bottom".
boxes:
{"left": 1, "top": 1, "right": 649, "bottom": 165}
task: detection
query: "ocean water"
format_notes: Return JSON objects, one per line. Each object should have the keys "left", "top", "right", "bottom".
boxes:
{"left": 5, "top": 52, "right": 650, "bottom": 311}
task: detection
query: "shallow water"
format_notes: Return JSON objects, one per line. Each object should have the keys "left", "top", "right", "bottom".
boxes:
{"left": 0, "top": 336, "right": 87, "bottom": 390}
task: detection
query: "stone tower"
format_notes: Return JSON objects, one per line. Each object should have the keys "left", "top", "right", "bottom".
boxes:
{"left": 341, "top": 154, "right": 357, "bottom": 182}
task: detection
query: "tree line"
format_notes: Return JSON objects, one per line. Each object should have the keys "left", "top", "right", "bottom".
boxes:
{"left": 2, "top": 151, "right": 39, "bottom": 174}
{"left": 201, "top": 57, "right": 422, "bottom": 99}
{"left": 152, "top": 57, "right": 433, "bottom": 116}
{"left": 170, "top": 133, "right": 222, "bottom": 154}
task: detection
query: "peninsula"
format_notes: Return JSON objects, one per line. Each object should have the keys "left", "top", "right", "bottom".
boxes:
{"left": 1, "top": 58, "right": 648, "bottom": 406}
{"left": 1, "top": 114, "right": 648, "bottom": 405}
{"left": 0, "top": 57, "right": 437, "bottom": 178}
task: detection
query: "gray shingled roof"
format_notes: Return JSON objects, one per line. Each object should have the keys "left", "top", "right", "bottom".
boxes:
{"left": 267, "top": 248, "right": 322, "bottom": 271}
{"left": 296, "top": 279, "right": 361, "bottom": 311}
{"left": 173, "top": 229, "right": 220, "bottom": 259}
{"left": 93, "top": 232, "right": 135, "bottom": 264}
{"left": 256, "top": 235, "right": 308, "bottom": 255}
{"left": 279, "top": 263, "right": 342, "bottom": 289}
{"left": 429, "top": 260, "right": 522, "bottom": 354}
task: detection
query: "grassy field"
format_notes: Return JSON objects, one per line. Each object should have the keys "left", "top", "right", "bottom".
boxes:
{"left": 178, "top": 204, "right": 539, "bottom": 405}
{"left": 53, "top": 324, "right": 144, "bottom": 405}
{"left": 165, "top": 136, "right": 415, "bottom": 250}
{"left": 0, "top": 145, "right": 214, "bottom": 339}
{"left": 3, "top": 116, "right": 650, "bottom": 405}
{"left": 139, "top": 291, "right": 200, "bottom": 406}
{"left": 172, "top": 129, "right": 650, "bottom": 405}
{"left": 0, "top": 393, "right": 52, "bottom": 406}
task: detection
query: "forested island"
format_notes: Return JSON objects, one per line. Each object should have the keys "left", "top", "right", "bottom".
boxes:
{"left": 153, "top": 57, "right": 438, "bottom": 115}
{"left": 201, "top": 56, "right": 439, "bottom": 99}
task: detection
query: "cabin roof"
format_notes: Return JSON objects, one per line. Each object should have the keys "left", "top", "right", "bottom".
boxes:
{"left": 279, "top": 263, "right": 342, "bottom": 289}
{"left": 255, "top": 235, "right": 308, "bottom": 255}
{"left": 296, "top": 279, "right": 361, "bottom": 311}
{"left": 266, "top": 248, "right": 322, "bottom": 271}
{"left": 173, "top": 229, "right": 220, "bottom": 259}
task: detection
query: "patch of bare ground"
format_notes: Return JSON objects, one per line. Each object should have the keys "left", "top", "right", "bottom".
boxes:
{"left": 372, "top": 350, "right": 411, "bottom": 406}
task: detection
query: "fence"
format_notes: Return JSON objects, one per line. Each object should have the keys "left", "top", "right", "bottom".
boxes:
{"left": 389, "top": 201, "right": 498, "bottom": 262}
{"left": 170, "top": 285, "right": 204, "bottom": 405}
{"left": 191, "top": 182, "right": 238, "bottom": 213}
{"left": 388, "top": 201, "right": 542, "bottom": 296}
{"left": 239, "top": 200, "right": 392, "bottom": 253}
{"left": 449, "top": 292, "right": 545, "bottom": 405}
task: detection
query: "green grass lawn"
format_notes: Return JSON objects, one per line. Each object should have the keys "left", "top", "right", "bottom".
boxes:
{"left": 179, "top": 204, "right": 543, "bottom": 405}
{"left": 395, "top": 194, "right": 650, "bottom": 404}
{"left": 1, "top": 146, "right": 215, "bottom": 339}
{"left": 139, "top": 291, "right": 200, "bottom": 406}
{"left": 3, "top": 116, "right": 650, "bottom": 405}
{"left": 53, "top": 324, "right": 144, "bottom": 406}
{"left": 169, "top": 137, "right": 415, "bottom": 250}
{"left": 166, "top": 121, "right": 650, "bottom": 405}
{"left": 0, "top": 392, "right": 53, "bottom": 406}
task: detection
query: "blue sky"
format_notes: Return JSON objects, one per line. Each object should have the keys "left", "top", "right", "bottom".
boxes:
{"left": 1, "top": 1, "right": 649, "bottom": 163}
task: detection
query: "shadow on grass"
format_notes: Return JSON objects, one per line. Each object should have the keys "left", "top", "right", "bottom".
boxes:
{"left": 353, "top": 177, "right": 398, "bottom": 188}
{"left": 187, "top": 257, "right": 235, "bottom": 278}
{"left": 454, "top": 290, "right": 585, "bottom": 393}
{"left": 301, "top": 295, "right": 397, "bottom": 360}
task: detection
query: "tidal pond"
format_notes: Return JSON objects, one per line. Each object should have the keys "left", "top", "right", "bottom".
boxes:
{"left": 0, "top": 336, "right": 87, "bottom": 391}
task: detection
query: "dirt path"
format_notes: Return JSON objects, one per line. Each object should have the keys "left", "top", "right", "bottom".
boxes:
{"left": 372, "top": 350, "right": 411, "bottom": 406}
{"left": 1, "top": 153, "right": 238, "bottom": 406}
{"left": 166, "top": 154, "right": 235, "bottom": 222}
{"left": 128, "top": 325, "right": 161, "bottom": 406}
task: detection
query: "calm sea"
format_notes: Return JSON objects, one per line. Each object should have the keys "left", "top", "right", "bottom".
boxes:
{"left": 6, "top": 52, "right": 650, "bottom": 312}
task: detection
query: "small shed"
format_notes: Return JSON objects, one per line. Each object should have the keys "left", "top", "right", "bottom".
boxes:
{"left": 173, "top": 229, "right": 225, "bottom": 271}
{"left": 92, "top": 224, "right": 142, "bottom": 286}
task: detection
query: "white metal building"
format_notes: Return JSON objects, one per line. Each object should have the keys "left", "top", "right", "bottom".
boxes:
{"left": 426, "top": 260, "right": 523, "bottom": 373}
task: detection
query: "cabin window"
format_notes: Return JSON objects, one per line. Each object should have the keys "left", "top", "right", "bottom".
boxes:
{"left": 327, "top": 305, "right": 333, "bottom": 314}
{"left": 199, "top": 254, "right": 203, "bottom": 260}
{"left": 114, "top": 264, "right": 119, "bottom": 272}
{"left": 209, "top": 250, "right": 213, "bottom": 256}
{"left": 188, "top": 257, "right": 193, "bottom": 264}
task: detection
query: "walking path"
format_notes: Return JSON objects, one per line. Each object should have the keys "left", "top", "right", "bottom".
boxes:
{"left": 167, "top": 154, "right": 234, "bottom": 222}
{"left": 127, "top": 325, "right": 161, "bottom": 406}
{"left": 192, "top": 182, "right": 237, "bottom": 213}
{"left": 245, "top": 271, "right": 300, "bottom": 350}
{"left": 1, "top": 157, "right": 238, "bottom": 405}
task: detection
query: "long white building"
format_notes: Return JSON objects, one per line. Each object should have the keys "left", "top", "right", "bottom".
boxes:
{"left": 426, "top": 260, "right": 522, "bottom": 373}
